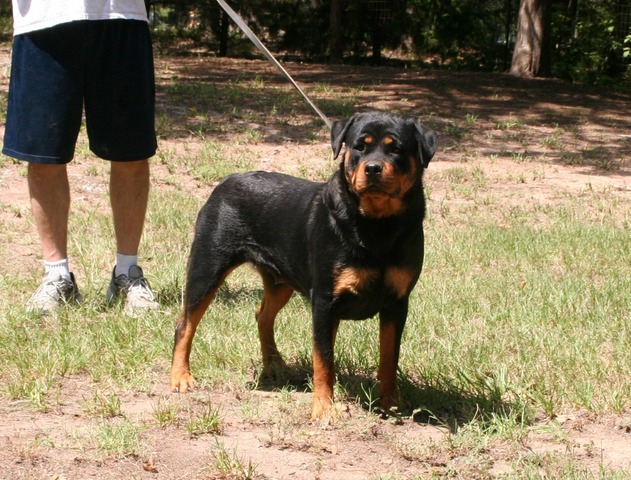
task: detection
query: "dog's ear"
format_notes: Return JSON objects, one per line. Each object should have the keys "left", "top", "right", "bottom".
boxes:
{"left": 414, "top": 123, "right": 438, "bottom": 168}
{"left": 331, "top": 115, "right": 356, "bottom": 159}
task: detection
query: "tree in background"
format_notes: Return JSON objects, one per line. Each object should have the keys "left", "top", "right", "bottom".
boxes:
{"left": 143, "top": 0, "right": 629, "bottom": 83}
{"left": 329, "top": 0, "right": 343, "bottom": 61}
{"left": 552, "top": 0, "right": 631, "bottom": 83}
{"left": 408, "top": 0, "right": 514, "bottom": 71}
{"left": 343, "top": 0, "right": 410, "bottom": 63}
{"left": 510, "top": 0, "right": 552, "bottom": 77}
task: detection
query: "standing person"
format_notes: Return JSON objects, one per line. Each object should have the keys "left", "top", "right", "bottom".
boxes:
{"left": 3, "top": 1, "right": 159, "bottom": 316}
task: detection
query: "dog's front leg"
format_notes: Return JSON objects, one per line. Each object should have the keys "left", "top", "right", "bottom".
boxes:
{"left": 378, "top": 299, "right": 408, "bottom": 411}
{"left": 310, "top": 300, "right": 340, "bottom": 420}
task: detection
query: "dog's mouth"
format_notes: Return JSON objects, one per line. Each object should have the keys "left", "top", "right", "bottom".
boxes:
{"left": 355, "top": 183, "right": 401, "bottom": 198}
{"left": 354, "top": 188, "right": 405, "bottom": 218}
{"left": 350, "top": 170, "right": 407, "bottom": 218}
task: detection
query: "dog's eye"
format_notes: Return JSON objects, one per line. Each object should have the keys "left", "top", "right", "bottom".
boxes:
{"left": 354, "top": 143, "right": 366, "bottom": 152}
{"left": 391, "top": 147, "right": 401, "bottom": 155}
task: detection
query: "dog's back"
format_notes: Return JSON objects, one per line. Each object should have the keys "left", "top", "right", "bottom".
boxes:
{"left": 185, "top": 171, "right": 322, "bottom": 311}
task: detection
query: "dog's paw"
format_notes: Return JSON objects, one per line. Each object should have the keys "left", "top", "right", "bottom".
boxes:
{"left": 170, "top": 370, "right": 196, "bottom": 393}
{"left": 310, "top": 394, "right": 335, "bottom": 420}
{"left": 262, "top": 356, "right": 288, "bottom": 379}
{"left": 379, "top": 389, "right": 406, "bottom": 411}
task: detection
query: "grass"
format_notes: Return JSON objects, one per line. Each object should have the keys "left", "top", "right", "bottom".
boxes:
{"left": 161, "top": 77, "right": 357, "bottom": 141}
{"left": 1, "top": 58, "right": 630, "bottom": 478}
{"left": 4, "top": 165, "right": 628, "bottom": 475}
{"left": 417, "top": 212, "right": 631, "bottom": 418}
{"left": 90, "top": 419, "right": 144, "bottom": 458}
{"left": 211, "top": 440, "right": 259, "bottom": 479}
{"left": 185, "top": 397, "right": 223, "bottom": 437}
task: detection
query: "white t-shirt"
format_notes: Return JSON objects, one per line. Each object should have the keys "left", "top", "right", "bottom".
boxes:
{"left": 12, "top": 0, "right": 148, "bottom": 35}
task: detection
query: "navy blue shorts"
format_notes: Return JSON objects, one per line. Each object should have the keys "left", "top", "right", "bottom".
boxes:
{"left": 2, "top": 20, "right": 157, "bottom": 164}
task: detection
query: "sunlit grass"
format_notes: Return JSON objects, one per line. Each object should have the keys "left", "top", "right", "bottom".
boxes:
{"left": 0, "top": 63, "right": 629, "bottom": 477}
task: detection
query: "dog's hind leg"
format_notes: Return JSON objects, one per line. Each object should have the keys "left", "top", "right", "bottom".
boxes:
{"left": 256, "top": 268, "right": 294, "bottom": 376}
{"left": 170, "top": 264, "right": 236, "bottom": 393}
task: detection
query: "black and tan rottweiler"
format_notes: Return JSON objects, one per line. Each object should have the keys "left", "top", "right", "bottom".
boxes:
{"left": 170, "top": 111, "right": 438, "bottom": 419}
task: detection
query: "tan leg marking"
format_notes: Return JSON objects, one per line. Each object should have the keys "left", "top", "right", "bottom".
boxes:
{"left": 170, "top": 298, "right": 212, "bottom": 393}
{"left": 311, "top": 321, "right": 340, "bottom": 420}
{"left": 257, "top": 272, "right": 294, "bottom": 375}
{"left": 170, "top": 268, "right": 235, "bottom": 393}
{"left": 378, "top": 319, "right": 399, "bottom": 410}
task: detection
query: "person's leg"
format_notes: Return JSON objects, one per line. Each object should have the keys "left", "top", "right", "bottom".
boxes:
{"left": 2, "top": 26, "right": 86, "bottom": 314}
{"left": 24, "top": 162, "right": 82, "bottom": 314}
{"left": 5, "top": 27, "right": 83, "bottom": 266}
{"left": 28, "top": 163, "right": 70, "bottom": 263}
{"left": 85, "top": 20, "right": 158, "bottom": 313}
{"left": 110, "top": 159, "right": 150, "bottom": 257}
{"left": 84, "top": 20, "right": 155, "bottom": 262}
{"left": 107, "top": 159, "right": 157, "bottom": 313}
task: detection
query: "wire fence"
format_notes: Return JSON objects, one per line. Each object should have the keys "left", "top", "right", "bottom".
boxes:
{"left": 615, "top": 0, "right": 631, "bottom": 68}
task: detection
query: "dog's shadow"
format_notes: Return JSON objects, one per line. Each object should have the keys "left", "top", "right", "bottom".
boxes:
{"left": 251, "top": 363, "right": 528, "bottom": 432}
{"left": 392, "top": 373, "right": 530, "bottom": 431}
{"left": 163, "top": 285, "right": 526, "bottom": 431}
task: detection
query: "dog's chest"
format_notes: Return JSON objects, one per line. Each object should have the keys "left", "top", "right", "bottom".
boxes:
{"left": 331, "top": 265, "right": 418, "bottom": 318}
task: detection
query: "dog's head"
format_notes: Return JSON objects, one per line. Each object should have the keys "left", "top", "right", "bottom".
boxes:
{"left": 331, "top": 111, "right": 437, "bottom": 218}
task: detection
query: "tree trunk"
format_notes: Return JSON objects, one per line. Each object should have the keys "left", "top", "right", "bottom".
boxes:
{"left": 218, "top": 10, "right": 229, "bottom": 57}
{"left": 369, "top": 0, "right": 388, "bottom": 65}
{"left": 371, "top": 18, "right": 382, "bottom": 64}
{"left": 503, "top": 0, "right": 514, "bottom": 70}
{"left": 510, "top": 0, "right": 552, "bottom": 77}
{"left": 329, "top": 0, "right": 343, "bottom": 62}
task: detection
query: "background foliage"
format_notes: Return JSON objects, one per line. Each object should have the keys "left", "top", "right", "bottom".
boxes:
{"left": 143, "top": 0, "right": 631, "bottom": 84}
{"left": 0, "top": 0, "right": 628, "bottom": 83}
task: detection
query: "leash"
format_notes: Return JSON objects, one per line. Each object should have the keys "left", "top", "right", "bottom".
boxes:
{"left": 215, "top": 0, "right": 332, "bottom": 130}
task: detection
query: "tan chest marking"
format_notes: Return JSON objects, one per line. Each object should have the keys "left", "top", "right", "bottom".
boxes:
{"left": 333, "top": 267, "right": 380, "bottom": 297}
{"left": 333, "top": 266, "right": 417, "bottom": 299}
{"left": 385, "top": 267, "right": 417, "bottom": 299}
{"left": 359, "top": 192, "right": 405, "bottom": 218}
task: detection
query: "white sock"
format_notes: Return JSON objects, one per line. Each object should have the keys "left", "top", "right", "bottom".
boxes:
{"left": 44, "top": 259, "right": 71, "bottom": 281}
{"left": 115, "top": 253, "right": 138, "bottom": 277}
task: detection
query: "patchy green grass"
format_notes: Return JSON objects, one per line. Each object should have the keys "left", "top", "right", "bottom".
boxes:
{"left": 1, "top": 54, "right": 630, "bottom": 478}
{"left": 1, "top": 164, "right": 629, "bottom": 476}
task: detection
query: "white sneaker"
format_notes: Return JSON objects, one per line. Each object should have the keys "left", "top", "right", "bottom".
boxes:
{"left": 26, "top": 273, "right": 83, "bottom": 316}
{"left": 106, "top": 265, "right": 158, "bottom": 315}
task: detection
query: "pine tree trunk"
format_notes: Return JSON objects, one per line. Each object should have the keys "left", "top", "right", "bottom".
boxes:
{"left": 510, "top": 0, "right": 552, "bottom": 77}
{"left": 218, "top": 10, "right": 229, "bottom": 57}
{"left": 329, "top": 0, "right": 343, "bottom": 62}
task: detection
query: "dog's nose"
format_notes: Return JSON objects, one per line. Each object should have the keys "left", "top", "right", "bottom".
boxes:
{"left": 365, "top": 162, "right": 383, "bottom": 176}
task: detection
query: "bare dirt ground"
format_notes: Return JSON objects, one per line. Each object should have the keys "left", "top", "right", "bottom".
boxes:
{"left": 0, "top": 45, "right": 631, "bottom": 479}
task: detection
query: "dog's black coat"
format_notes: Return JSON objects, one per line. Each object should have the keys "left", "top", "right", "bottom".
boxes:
{"left": 171, "top": 111, "right": 438, "bottom": 418}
